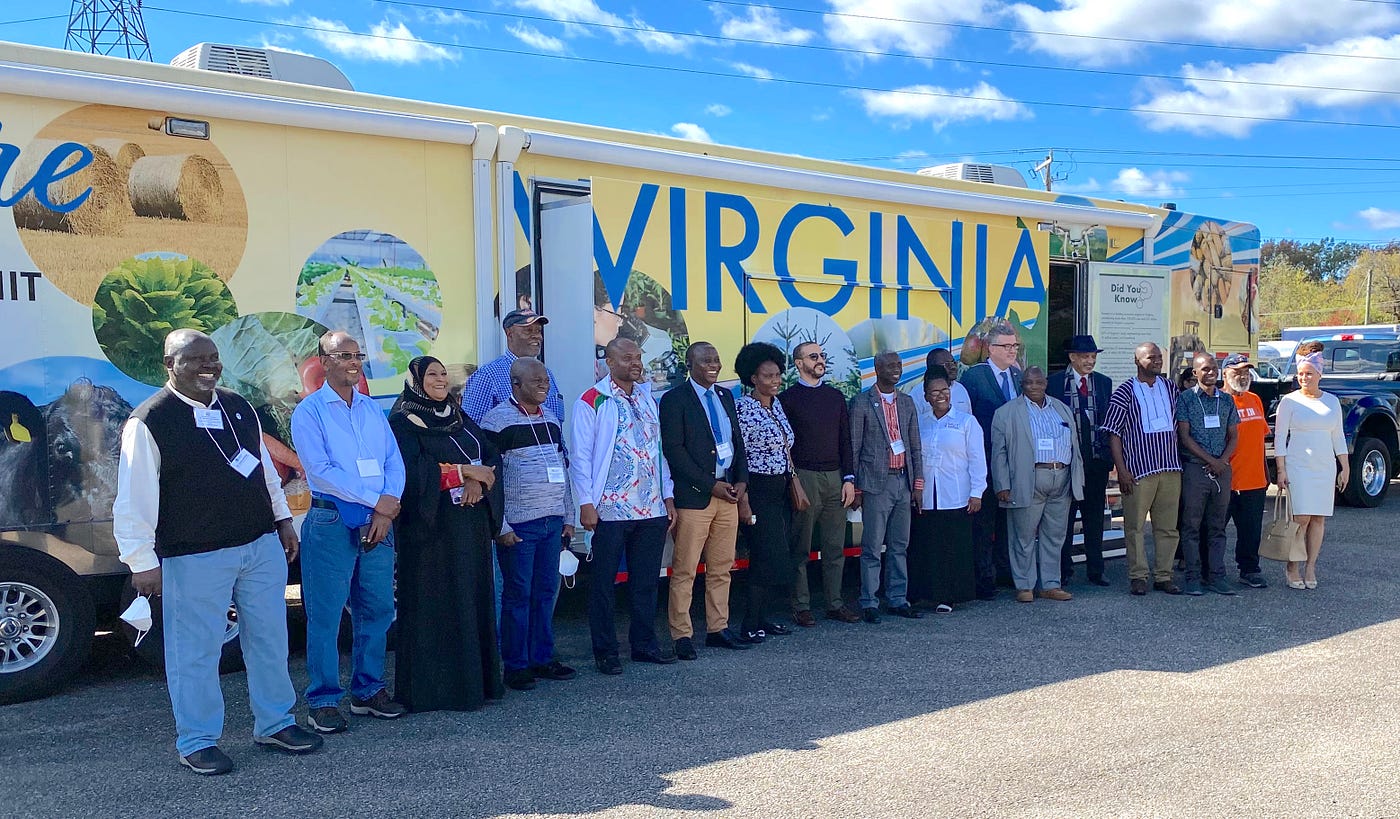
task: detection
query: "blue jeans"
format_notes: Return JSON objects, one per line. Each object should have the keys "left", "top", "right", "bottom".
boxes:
{"left": 300, "top": 507, "right": 396, "bottom": 708}
{"left": 162, "top": 532, "right": 296, "bottom": 757}
{"left": 498, "top": 516, "right": 563, "bottom": 672}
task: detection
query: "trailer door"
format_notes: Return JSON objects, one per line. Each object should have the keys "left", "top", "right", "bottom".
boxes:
{"left": 533, "top": 180, "right": 594, "bottom": 426}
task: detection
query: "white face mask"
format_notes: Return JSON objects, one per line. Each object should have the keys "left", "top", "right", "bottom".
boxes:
{"left": 120, "top": 596, "right": 153, "bottom": 646}
{"left": 559, "top": 549, "right": 580, "bottom": 589}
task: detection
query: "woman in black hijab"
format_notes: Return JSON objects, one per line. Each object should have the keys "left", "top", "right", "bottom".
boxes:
{"left": 389, "top": 356, "right": 505, "bottom": 712}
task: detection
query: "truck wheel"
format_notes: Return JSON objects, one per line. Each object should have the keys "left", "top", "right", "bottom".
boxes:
{"left": 0, "top": 548, "right": 95, "bottom": 705}
{"left": 120, "top": 585, "right": 245, "bottom": 674}
{"left": 1344, "top": 437, "right": 1390, "bottom": 508}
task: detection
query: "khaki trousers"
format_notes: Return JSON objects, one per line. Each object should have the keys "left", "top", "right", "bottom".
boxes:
{"left": 1121, "top": 470, "right": 1181, "bottom": 582}
{"left": 668, "top": 497, "right": 739, "bottom": 639}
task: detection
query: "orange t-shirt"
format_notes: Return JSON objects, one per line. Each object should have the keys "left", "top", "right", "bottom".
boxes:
{"left": 1230, "top": 391, "right": 1269, "bottom": 491}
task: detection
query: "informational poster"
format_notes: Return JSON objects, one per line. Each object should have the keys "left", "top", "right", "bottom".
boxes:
{"left": 1088, "top": 262, "right": 1169, "bottom": 385}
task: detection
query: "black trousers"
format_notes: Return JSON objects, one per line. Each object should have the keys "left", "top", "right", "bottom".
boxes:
{"left": 971, "top": 487, "right": 1010, "bottom": 597}
{"left": 1061, "top": 458, "right": 1112, "bottom": 582}
{"left": 1229, "top": 487, "right": 1267, "bottom": 576}
{"left": 588, "top": 516, "right": 668, "bottom": 658}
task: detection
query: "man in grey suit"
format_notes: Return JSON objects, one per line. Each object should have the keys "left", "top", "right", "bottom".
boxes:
{"left": 991, "top": 367, "right": 1083, "bottom": 603}
{"left": 959, "top": 322, "right": 1023, "bottom": 600}
{"left": 850, "top": 351, "right": 924, "bottom": 623}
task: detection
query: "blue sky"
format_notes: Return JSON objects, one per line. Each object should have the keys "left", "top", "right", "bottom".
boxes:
{"left": 9, "top": 0, "right": 1400, "bottom": 244}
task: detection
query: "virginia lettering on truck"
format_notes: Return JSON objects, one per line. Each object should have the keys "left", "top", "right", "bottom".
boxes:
{"left": 0, "top": 41, "right": 1260, "bottom": 703}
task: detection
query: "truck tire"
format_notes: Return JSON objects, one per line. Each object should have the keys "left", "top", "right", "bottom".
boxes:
{"left": 1344, "top": 437, "right": 1391, "bottom": 508}
{"left": 120, "top": 584, "right": 245, "bottom": 675}
{"left": 0, "top": 547, "right": 95, "bottom": 705}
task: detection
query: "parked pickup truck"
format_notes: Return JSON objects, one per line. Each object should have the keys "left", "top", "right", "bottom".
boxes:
{"left": 1252, "top": 335, "right": 1400, "bottom": 507}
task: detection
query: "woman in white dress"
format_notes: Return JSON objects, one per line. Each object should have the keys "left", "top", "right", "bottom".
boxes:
{"left": 1273, "top": 352, "right": 1350, "bottom": 589}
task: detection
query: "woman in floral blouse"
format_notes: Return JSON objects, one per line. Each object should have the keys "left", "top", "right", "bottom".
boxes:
{"left": 734, "top": 342, "right": 798, "bottom": 642}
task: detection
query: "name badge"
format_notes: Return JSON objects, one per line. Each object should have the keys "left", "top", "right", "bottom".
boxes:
{"left": 890, "top": 439, "right": 906, "bottom": 456}
{"left": 1037, "top": 437, "right": 1054, "bottom": 451}
{"left": 229, "top": 448, "right": 259, "bottom": 478}
{"left": 1204, "top": 414, "right": 1221, "bottom": 429}
{"left": 194, "top": 408, "right": 223, "bottom": 429}
{"left": 357, "top": 458, "right": 383, "bottom": 478}
{"left": 715, "top": 441, "right": 733, "bottom": 461}
{"left": 546, "top": 465, "right": 566, "bottom": 484}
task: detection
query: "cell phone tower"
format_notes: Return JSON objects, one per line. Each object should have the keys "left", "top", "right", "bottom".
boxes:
{"left": 65, "top": 0, "right": 153, "bottom": 61}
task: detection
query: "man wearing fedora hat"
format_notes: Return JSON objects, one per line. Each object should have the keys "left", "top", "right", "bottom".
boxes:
{"left": 1047, "top": 335, "right": 1114, "bottom": 587}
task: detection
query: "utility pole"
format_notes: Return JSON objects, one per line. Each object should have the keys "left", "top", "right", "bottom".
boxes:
{"left": 1034, "top": 150, "right": 1054, "bottom": 192}
{"left": 1365, "top": 263, "right": 1374, "bottom": 324}
{"left": 65, "top": 0, "right": 152, "bottom": 61}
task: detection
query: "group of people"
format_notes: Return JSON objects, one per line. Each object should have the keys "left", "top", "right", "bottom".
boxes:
{"left": 113, "top": 312, "right": 1347, "bottom": 776}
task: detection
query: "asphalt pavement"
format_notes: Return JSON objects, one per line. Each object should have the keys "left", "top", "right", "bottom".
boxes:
{"left": 4, "top": 493, "right": 1400, "bottom": 818}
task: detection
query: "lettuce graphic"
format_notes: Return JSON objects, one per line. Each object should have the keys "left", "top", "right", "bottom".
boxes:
{"left": 211, "top": 312, "right": 328, "bottom": 446}
{"left": 91, "top": 255, "right": 240, "bottom": 386}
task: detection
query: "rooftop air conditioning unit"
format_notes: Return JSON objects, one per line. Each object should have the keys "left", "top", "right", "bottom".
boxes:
{"left": 916, "top": 162, "right": 1029, "bottom": 189}
{"left": 170, "top": 43, "right": 354, "bottom": 91}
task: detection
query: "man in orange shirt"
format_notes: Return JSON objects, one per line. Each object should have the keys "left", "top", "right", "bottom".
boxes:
{"left": 1221, "top": 354, "right": 1269, "bottom": 589}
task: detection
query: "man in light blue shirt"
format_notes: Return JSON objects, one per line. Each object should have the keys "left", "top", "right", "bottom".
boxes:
{"left": 291, "top": 331, "right": 407, "bottom": 733}
{"left": 461, "top": 309, "right": 565, "bottom": 423}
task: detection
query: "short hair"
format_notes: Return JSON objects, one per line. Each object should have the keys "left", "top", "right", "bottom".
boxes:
{"left": 603, "top": 337, "right": 637, "bottom": 361}
{"left": 1022, "top": 365, "right": 1047, "bottom": 382}
{"left": 685, "top": 341, "right": 716, "bottom": 367}
{"left": 987, "top": 321, "right": 1018, "bottom": 341}
{"left": 734, "top": 341, "right": 786, "bottom": 388}
{"left": 509, "top": 357, "right": 545, "bottom": 385}
{"left": 1296, "top": 340, "right": 1325, "bottom": 356}
{"left": 1176, "top": 366, "right": 1196, "bottom": 390}
{"left": 318, "top": 330, "right": 354, "bottom": 356}
{"left": 792, "top": 340, "right": 819, "bottom": 364}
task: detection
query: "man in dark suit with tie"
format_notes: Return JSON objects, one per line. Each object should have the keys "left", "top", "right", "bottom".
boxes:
{"left": 660, "top": 341, "right": 750, "bottom": 660}
{"left": 959, "top": 322, "right": 1022, "bottom": 599}
{"left": 1047, "top": 335, "right": 1115, "bottom": 588}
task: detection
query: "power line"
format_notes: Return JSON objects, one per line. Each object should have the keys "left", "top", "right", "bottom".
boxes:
{"left": 139, "top": 6, "right": 1400, "bottom": 133}
{"left": 378, "top": 0, "right": 1400, "bottom": 96}
{"left": 845, "top": 148, "right": 1400, "bottom": 164}
{"left": 698, "top": 0, "right": 1400, "bottom": 63}
{"left": 0, "top": 14, "right": 66, "bottom": 27}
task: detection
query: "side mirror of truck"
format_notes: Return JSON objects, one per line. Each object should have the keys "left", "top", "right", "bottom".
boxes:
{"left": 1388, "top": 352, "right": 1400, "bottom": 373}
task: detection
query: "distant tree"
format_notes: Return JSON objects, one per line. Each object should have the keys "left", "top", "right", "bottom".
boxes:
{"left": 1341, "top": 249, "right": 1400, "bottom": 324}
{"left": 1261, "top": 237, "right": 1367, "bottom": 282}
{"left": 1256, "top": 260, "right": 1359, "bottom": 339}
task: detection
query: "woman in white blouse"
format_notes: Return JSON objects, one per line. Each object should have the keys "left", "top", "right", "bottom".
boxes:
{"left": 907, "top": 371, "right": 987, "bottom": 611}
{"left": 1274, "top": 351, "right": 1350, "bottom": 590}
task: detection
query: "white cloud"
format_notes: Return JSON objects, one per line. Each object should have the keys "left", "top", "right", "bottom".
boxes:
{"left": 705, "top": 103, "right": 732, "bottom": 117}
{"left": 897, "top": 149, "right": 930, "bottom": 160}
{"left": 513, "top": 0, "right": 697, "bottom": 53}
{"left": 1360, "top": 207, "right": 1400, "bottom": 230}
{"left": 1010, "top": 0, "right": 1400, "bottom": 64}
{"left": 419, "top": 9, "right": 486, "bottom": 28}
{"left": 1056, "top": 168, "right": 1189, "bottom": 198}
{"left": 302, "top": 17, "right": 456, "bottom": 64}
{"left": 671, "top": 122, "right": 715, "bottom": 143}
{"left": 258, "top": 42, "right": 315, "bottom": 57}
{"left": 860, "top": 82, "right": 1030, "bottom": 129}
{"left": 730, "top": 61, "right": 776, "bottom": 80}
{"left": 718, "top": 6, "right": 816, "bottom": 45}
{"left": 1134, "top": 34, "right": 1400, "bottom": 137}
{"left": 824, "top": 0, "right": 997, "bottom": 56}
{"left": 507, "top": 23, "right": 568, "bottom": 53}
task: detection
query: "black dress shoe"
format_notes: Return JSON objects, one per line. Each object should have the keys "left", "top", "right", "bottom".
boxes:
{"left": 1088, "top": 576, "right": 1111, "bottom": 587}
{"left": 861, "top": 607, "right": 881, "bottom": 624}
{"left": 504, "top": 669, "right": 537, "bottom": 691}
{"left": 1153, "top": 580, "right": 1183, "bottom": 595}
{"left": 595, "top": 654, "right": 623, "bottom": 675}
{"left": 630, "top": 648, "right": 678, "bottom": 664}
{"left": 739, "top": 628, "right": 767, "bottom": 644}
{"left": 529, "top": 660, "right": 578, "bottom": 681}
{"left": 759, "top": 621, "right": 792, "bottom": 636}
{"left": 704, "top": 628, "right": 752, "bottom": 650}
{"left": 180, "top": 746, "right": 233, "bottom": 776}
{"left": 674, "top": 637, "right": 697, "bottom": 661}
{"left": 888, "top": 605, "right": 923, "bottom": 619}
{"left": 1129, "top": 579, "right": 1148, "bottom": 596}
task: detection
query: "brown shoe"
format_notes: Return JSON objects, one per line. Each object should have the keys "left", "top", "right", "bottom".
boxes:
{"left": 1015, "top": 590, "right": 1034, "bottom": 603}
{"left": 793, "top": 610, "right": 817, "bottom": 628}
{"left": 1038, "top": 588, "right": 1073, "bottom": 601}
{"left": 826, "top": 605, "right": 862, "bottom": 624}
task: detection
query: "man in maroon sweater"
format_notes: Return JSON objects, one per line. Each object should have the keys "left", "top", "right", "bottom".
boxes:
{"left": 778, "top": 341, "right": 860, "bottom": 626}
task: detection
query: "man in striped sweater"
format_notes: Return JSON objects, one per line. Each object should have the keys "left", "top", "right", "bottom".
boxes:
{"left": 481, "top": 358, "right": 577, "bottom": 691}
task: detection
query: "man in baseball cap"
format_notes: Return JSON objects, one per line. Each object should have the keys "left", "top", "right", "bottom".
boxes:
{"left": 1219, "top": 353, "right": 1269, "bottom": 589}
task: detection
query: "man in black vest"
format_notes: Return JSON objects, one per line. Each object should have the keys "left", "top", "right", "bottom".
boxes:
{"left": 1047, "top": 335, "right": 1115, "bottom": 587}
{"left": 114, "top": 329, "right": 322, "bottom": 776}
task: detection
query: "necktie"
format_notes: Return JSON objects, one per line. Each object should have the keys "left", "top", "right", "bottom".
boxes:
{"left": 1076, "top": 377, "right": 1093, "bottom": 455}
{"left": 1079, "top": 376, "right": 1089, "bottom": 399}
{"left": 999, "top": 370, "right": 1013, "bottom": 402}
{"left": 704, "top": 389, "right": 725, "bottom": 447}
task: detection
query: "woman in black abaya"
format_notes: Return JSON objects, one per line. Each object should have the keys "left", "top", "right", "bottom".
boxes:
{"left": 389, "top": 356, "right": 505, "bottom": 712}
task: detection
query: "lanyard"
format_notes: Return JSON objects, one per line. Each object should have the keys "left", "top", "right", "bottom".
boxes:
{"left": 1195, "top": 388, "right": 1222, "bottom": 418}
{"left": 201, "top": 398, "right": 245, "bottom": 466}
{"left": 447, "top": 428, "right": 484, "bottom": 464}
{"left": 511, "top": 398, "right": 564, "bottom": 469}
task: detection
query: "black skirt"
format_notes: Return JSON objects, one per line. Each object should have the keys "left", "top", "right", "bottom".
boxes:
{"left": 741, "top": 472, "right": 795, "bottom": 587}
{"left": 908, "top": 506, "right": 976, "bottom": 606}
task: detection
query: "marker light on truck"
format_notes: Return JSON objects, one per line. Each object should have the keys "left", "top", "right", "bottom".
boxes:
{"left": 164, "top": 117, "right": 210, "bottom": 139}
{"left": 1333, "top": 334, "right": 1364, "bottom": 340}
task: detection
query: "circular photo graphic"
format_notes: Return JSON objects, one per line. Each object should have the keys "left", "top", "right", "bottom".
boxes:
{"left": 750, "top": 307, "right": 862, "bottom": 400}
{"left": 91, "top": 253, "right": 239, "bottom": 386}
{"left": 593, "top": 270, "right": 690, "bottom": 392}
{"left": 294, "top": 230, "right": 442, "bottom": 380}
{"left": 10, "top": 104, "right": 249, "bottom": 305}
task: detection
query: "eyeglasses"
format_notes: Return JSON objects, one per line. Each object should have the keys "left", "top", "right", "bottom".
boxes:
{"left": 803, "top": 352, "right": 828, "bottom": 361}
{"left": 323, "top": 352, "right": 367, "bottom": 362}
{"left": 991, "top": 343, "right": 1022, "bottom": 351}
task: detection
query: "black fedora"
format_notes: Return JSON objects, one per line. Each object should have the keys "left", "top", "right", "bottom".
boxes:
{"left": 1063, "top": 334, "right": 1103, "bottom": 354}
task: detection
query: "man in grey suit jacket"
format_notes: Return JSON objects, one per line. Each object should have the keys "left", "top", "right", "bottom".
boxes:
{"left": 991, "top": 367, "right": 1083, "bottom": 603}
{"left": 959, "top": 323, "right": 1023, "bottom": 599}
{"left": 850, "top": 351, "right": 923, "bottom": 623}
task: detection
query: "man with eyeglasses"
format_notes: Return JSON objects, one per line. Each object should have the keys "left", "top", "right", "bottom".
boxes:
{"left": 778, "top": 341, "right": 861, "bottom": 625}
{"left": 959, "top": 323, "right": 1023, "bottom": 600}
{"left": 291, "top": 331, "right": 407, "bottom": 732}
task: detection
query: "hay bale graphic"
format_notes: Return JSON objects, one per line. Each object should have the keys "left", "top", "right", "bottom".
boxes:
{"left": 91, "top": 139, "right": 147, "bottom": 172}
{"left": 128, "top": 153, "right": 223, "bottom": 222}
{"left": 10, "top": 139, "right": 132, "bottom": 235}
